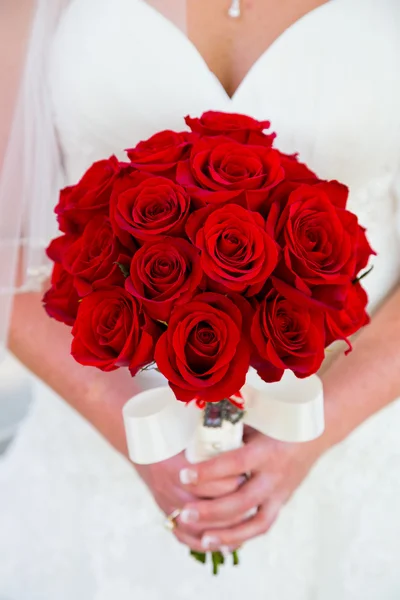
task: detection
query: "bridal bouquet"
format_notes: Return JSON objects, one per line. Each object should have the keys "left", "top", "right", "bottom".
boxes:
{"left": 44, "top": 111, "right": 374, "bottom": 573}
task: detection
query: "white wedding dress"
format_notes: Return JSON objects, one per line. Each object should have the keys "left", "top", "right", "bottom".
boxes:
{"left": 1, "top": 0, "right": 400, "bottom": 598}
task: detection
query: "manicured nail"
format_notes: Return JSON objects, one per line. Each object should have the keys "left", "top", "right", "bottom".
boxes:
{"left": 180, "top": 508, "right": 199, "bottom": 524}
{"left": 201, "top": 535, "right": 221, "bottom": 550}
{"left": 220, "top": 546, "right": 232, "bottom": 557}
{"left": 244, "top": 506, "right": 258, "bottom": 519}
{"left": 180, "top": 468, "right": 198, "bottom": 484}
{"left": 238, "top": 475, "right": 247, "bottom": 487}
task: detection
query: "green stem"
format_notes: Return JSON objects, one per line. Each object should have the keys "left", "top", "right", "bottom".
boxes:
{"left": 212, "top": 551, "right": 224, "bottom": 575}
{"left": 190, "top": 550, "right": 206, "bottom": 564}
{"left": 353, "top": 264, "right": 374, "bottom": 284}
{"left": 190, "top": 549, "right": 239, "bottom": 575}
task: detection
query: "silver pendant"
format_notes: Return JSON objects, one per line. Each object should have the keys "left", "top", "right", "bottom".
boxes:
{"left": 228, "top": 0, "right": 241, "bottom": 19}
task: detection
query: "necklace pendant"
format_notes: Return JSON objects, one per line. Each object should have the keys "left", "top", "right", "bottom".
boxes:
{"left": 228, "top": 0, "right": 241, "bottom": 19}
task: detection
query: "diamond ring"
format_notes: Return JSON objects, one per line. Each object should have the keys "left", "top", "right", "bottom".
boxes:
{"left": 164, "top": 508, "right": 181, "bottom": 531}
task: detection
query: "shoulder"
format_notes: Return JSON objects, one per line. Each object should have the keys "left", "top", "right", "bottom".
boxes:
{"left": 321, "top": 0, "right": 400, "bottom": 58}
{"left": 0, "top": 0, "right": 35, "bottom": 162}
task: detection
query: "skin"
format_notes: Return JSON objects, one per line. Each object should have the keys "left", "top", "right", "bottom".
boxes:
{"left": 188, "top": 0, "right": 329, "bottom": 98}
{"left": 3, "top": 0, "right": 400, "bottom": 553}
{"left": 0, "top": 0, "right": 34, "bottom": 164}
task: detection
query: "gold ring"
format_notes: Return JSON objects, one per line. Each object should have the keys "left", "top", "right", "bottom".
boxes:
{"left": 164, "top": 509, "right": 181, "bottom": 531}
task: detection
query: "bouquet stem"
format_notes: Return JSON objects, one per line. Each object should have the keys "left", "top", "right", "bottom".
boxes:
{"left": 186, "top": 399, "right": 244, "bottom": 575}
{"left": 190, "top": 549, "right": 239, "bottom": 574}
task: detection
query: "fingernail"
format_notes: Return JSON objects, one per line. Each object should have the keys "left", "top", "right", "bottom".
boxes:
{"left": 238, "top": 475, "right": 247, "bottom": 487}
{"left": 201, "top": 535, "right": 221, "bottom": 550}
{"left": 244, "top": 506, "right": 258, "bottom": 519}
{"left": 180, "top": 508, "right": 199, "bottom": 524}
{"left": 180, "top": 468, "right": 198, "bottom": 485}
{"left": 220, "top": 546, "right": 231, "bottom": 557}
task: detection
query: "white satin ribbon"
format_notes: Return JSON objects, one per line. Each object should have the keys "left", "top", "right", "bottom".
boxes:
{"left": 123, "top": 369, "right": 324, "bottom": 465}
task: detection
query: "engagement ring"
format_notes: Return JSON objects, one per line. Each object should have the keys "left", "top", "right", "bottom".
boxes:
{"left": 164, "top": 509, "right": 181, "bottom": 531}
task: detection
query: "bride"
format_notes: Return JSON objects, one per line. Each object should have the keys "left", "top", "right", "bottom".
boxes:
{"left": 1, "top": 0, "right": 400, "bottom": 598}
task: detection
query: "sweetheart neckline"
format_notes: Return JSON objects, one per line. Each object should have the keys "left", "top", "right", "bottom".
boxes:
{"left": 142, "top": 0, "right": 337, "bottom": 101}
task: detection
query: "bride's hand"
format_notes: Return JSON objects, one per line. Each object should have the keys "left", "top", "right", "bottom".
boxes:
{"left": 177, "top": 427, "right": 325, "bottom": 552}
{"left": 134, "top": 452, "right": 245, "bottom": 547}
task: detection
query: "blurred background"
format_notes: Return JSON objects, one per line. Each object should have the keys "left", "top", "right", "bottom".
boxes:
{"left": 0, "top": 353, "right": 32, "bottom": 456}
{"left": 0, "top": 3, "right": 35, "bottom": 460}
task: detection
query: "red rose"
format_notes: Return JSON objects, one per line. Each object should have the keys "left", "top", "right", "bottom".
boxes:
{"left": 185, "top": 111, "right": 275, "bottom": 145}
{"left": 186, "top": 203, "right": 278, "bottom": 295}
{"left": 279, "top": 152, "right": 318, "bottom": 182}
{"left": 251, "top": 289, "right": 325, "bottom": 382}
{"left": 354, "top": 224, "right": 375, "bottom": 276}
{"left": 46, "top": 232, "right": 74, "bottom": 264}
{"left": 177, "top": 137, "right": 284, "bottom": 207}
{"left": 125, "top": 238, "right": 203, "bottom": 321}
{"left": 42, "top": 264, "right": 79, "bottom": 326}
{"left": 266, "top": 178, "right": 348, "bottom": 231}
{"left": 126, "top": 130, "right": 191, "bottom": 175}
{"left": 71, "top": 287, "right": 159, "bottom": 374}
{"left": 110, "top": 171, "right": 191, "bottom": 245}
{"left": 325, "top": 282, "right": 370, "bottom": 347}
{"left": 281, "top": 182, "right": 355, "bottom": 283}
{"left": 60, "top": 215, "right": 131, "bottom": 296}
{"left": 55, "top": 156, "right": 121, "bottom": 234}
{"left": 268, "top": 181, "right": 359, "bottom": 309}
{"left": 155, "top": 293, "right": 251, "bottom": 402}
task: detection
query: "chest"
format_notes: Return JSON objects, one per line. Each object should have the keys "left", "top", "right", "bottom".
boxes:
{"left": 50, "top": 0, "right": 400, "bottom": 189}
{"left": 187, "top": 0, "right": 330, "bottom": 98}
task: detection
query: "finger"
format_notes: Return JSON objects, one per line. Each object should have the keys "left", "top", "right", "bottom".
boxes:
{"left": 174, "top": 478, "right": 253, "bottom": 533}
{"left": 189, "top": 475, "right": 247, "bottom": 499}
{"left": 200, "top": 500, "right": 282, "bottom": 550}
{"left": 164, "top": 501, "right": 252, "bottom": 542}
{"left": 159, "top": 485, "right": 198, "bottom": 512}
{"left": 161, "top": 502, "right": 222, "bottom": 539}
{"left": 163, "top": 452, "right": 196, "bottom": 487}
{"left": 243, "top": 424, "right": 258, "bottom": 441}
{"left": 178, "top": 508, "right": 254, "bottom": 535}
{"left": 173, "top": 526, "right": 206, "bottom": 553}
{"left": 181, "top": 473, "right": 273, "bottom": 524}
{"left": 161, "top": 503, "right": 206, "bottom": 542}
{"left": 180, "top": 437, "right": 269, "bottom": 486}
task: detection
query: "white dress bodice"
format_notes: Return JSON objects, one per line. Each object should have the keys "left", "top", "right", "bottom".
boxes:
{"left": 1, "top": 2, "right": 400, "bottom": 599}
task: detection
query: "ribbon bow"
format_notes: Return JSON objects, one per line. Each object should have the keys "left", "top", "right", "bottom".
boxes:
{"left": 123, "top": 370, "right": 324, "bottom": 465}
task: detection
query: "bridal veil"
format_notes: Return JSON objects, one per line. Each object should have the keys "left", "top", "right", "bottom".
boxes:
{"left": 0, "top": 0, "right": 187, "bottom": 361}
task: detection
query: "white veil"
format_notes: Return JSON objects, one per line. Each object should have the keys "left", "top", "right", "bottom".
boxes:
{"left": 0, "top": 0, "right": 187, "bottom": 362}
